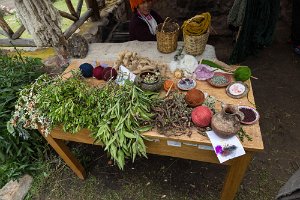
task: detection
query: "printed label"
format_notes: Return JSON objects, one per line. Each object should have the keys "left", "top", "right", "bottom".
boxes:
{"left": 167, "top": 140, "right": 182, "bottom": 147}
{"left": 183, "top": 142, "right": 198, "bottom": 147}
{"left": 198, "top": 145, "right": 214, "bottom": 151}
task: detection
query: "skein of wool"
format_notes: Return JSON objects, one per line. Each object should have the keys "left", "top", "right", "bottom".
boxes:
{"left": 79, "top": 63, "right": 93, "bottom": 78}
{"left": 103, "top": 67, "right": 118, "bottom": 81}
{"left": 93, "top": 66, "right": 104, "bottom": 80}
{"left": 182, "top": 12, "right": 211, "bottom": 36}
{"left": 191, "top": 106, "right": 212, "bottom": 127}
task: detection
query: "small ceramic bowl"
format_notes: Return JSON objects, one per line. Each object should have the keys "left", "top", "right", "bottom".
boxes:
{"left": 177, "top": 78, "right": 197, "bottom": 91}
{"left": 226, "top": 81, "right": 249, "bottom": 99}
{"left": 207, "top": 72, "right": 232, "bottom": 87}
{"left": 238, "top": 105, "right": 260, "bottom": 125}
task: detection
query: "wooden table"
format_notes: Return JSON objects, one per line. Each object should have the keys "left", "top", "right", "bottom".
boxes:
{"left": 40, "top": 60, "right": 264, "bottom": 200}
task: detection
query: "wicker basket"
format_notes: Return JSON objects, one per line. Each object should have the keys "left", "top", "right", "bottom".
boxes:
{"left": 183, "top": 31, "right": 209, "bottom": 56}
{"left": 156, "top": 18, "right": 179, "bottom": 54}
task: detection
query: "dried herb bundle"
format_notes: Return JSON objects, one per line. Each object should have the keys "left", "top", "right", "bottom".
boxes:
{"left": 151, "top": 92, "right": 193, "bottom": 136}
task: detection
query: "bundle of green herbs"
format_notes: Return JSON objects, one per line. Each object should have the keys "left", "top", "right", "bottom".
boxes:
{"left": 151, "top": 92, "right": 193, "bottom": 137}
{"left": 9, "top": 71, "right": 158, "bottom": 169}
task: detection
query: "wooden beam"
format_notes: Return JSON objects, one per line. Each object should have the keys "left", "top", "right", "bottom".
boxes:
{"left": 63, "top": 9, "right": 92, "bottom": 39}
{"left": 0, "top": 29, "right": 8, "bottom": 37}
{"left": 84, "top": 0, "right": 100, "bottom": 21}
{"left": 0, "top": 16, "right": 14, "bottom": 38}
{"left": 59, "top": 10, "right": 78, "bottom": 21}
{"left": 0, "top": 38, "right": 36, "bottom": 47}
{"left": 221, "top": 153, "right": 253, "bottom": 200}
{"left": 65, "top": 0, "right": 78, "bottom": 18}
{"left": 11, "top": 25, "right": 26, "bottom": 40}
{"left": 41, "top": 133, "right": 86, "bottom": 180}
{"left": 76, "top": 0, "right": 84, "bottom": 17}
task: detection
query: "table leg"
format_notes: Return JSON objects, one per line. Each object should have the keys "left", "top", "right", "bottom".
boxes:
{"left": 220, "top": 153, "right": 253, "bottom": 200}
{"left": 42, "top": 133, "right": 86, "bottom": 180}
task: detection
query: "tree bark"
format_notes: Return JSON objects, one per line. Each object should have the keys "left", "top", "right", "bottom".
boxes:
{"left": 14, "top": 0, "right": 68, "bottom": 59}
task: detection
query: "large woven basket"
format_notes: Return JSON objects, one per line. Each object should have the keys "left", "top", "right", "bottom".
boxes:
{"left": 156, "top": 18, "right": 179, "bottom": 54}
{"left": 183, "top": 31, "right": 209, "bottom": 56}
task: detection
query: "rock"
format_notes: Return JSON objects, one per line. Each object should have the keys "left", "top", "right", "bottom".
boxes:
{"left": 0, "top": 175, "right": 33, "bottom": 200}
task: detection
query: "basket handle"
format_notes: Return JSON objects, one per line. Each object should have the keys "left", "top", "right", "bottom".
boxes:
{"left": 161, "top": 17, "right": 172, "bottom": 33}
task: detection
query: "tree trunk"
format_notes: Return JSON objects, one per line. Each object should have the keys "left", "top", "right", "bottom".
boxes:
{"left": 15, "top": 0, "right": 68, "bottom": 59}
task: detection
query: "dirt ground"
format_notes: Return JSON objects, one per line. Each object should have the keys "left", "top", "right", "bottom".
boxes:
{"left": 27, "top": 21, "right": 300, "bottom": 200}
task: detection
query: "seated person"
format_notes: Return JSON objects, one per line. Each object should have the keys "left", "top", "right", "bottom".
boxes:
{"left": 129, "top": 0, "right": 163, "bottom": 41}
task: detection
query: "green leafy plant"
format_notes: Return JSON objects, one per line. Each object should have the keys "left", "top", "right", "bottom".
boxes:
{"left": 10, "top": 71, "right": 158, "bottom": 169}
{"left": 0, "top": 53, "right": 47, "bottom": 187}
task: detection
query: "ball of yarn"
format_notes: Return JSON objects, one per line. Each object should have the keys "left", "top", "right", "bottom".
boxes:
{"left": 103, "top": 67, "right": 118, "bottom": 81}
{"left": 93, "top": 66, "right": 104, "bottom": 80}
{"left": 185, "top": 89, "right": 205, "bottom": 107}
{"left": 191, "top": 106, "right": 212, "bottom": 127}
{"left": 79, "top": 63, "right": 93, "bottom": 78}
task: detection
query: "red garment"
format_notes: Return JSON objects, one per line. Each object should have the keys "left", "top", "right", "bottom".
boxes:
{"left": 129, "top": 10, "right": 163, "bottom": 41}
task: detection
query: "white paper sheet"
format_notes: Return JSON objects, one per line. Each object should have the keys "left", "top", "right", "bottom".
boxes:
{"left": 206, "top": 131, "right": 245, "bottom": 163}
{"left": 115, "top": 65, "right": 136, "bottom": 85}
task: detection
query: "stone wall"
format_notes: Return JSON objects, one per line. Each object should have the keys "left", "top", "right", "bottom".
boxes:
{"left": 152, "top": 0, "right": 235, "bottom": 36}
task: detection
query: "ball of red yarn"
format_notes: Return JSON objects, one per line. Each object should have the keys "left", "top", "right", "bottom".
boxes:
{"left": 103, "top": 67, "right": 118, "bottom": 81}
{"left": 93, "top": 66, "right": 104, "bottom": 80}
{"left": 191, "top": 106, "right": 212, "bottom": 127}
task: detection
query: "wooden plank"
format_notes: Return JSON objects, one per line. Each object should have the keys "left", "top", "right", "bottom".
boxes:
{"left": 0, "top": 15, "right": 14, "bottom": 38}
{"left": 65, "top": 0, "right": 78, "bottom": 18}
{"left": 63, "top": 9, "right": 92, "bottom": 39}
{"left": 0, "top": 29, "right": 8, "bottom": 37}
{"left": 41, "top": 132, "right": 86, "bottom": 179}
{"left": 59, "top": 10, "right": 78, "bottom": 21}
{"left": 11, "top": 25, "right": 26, "bottom": 40}
{"left": 84, "top": 0, "right": 100, "bottom": 21}
{"left": 76, "top": 0, "right": 84, "bottom": 17}
{"left": 220, "top": 152, "right": 253, "bottom": 200}
{"left": 0, "top": 38, "right": 36, "bottom": 47}
{"left": 50, "top": 127, "right": 231, "bottom": 165}
{"left": 50, "top": 127, "right": 97, "bottom": 145}
{"left": 145, "top": 139, "right": 232, "bottom": 165}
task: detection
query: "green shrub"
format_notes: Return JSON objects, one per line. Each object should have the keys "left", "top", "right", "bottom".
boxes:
{"left": 0, "top": 53, "right": 48, "bottom": 187}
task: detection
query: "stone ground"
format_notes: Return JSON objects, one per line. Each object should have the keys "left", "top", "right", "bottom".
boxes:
{"left": 25, "top": 21, "right": 300, "bottom": 200}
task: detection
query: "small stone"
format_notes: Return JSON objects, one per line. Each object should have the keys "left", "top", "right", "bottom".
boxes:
{"left": 0, "top": 174, "right": 33, "bottom": 200}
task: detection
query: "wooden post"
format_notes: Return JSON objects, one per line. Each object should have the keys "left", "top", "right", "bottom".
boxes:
{"left": 76, "top": 0, "right": 84, "bottom": 17}
{"left": 63, "top": 9, "right": 93, "bottom": 39}
{"left": 0, "top": 38, "right": 36, "bottom": 47}
{"left": 220, "top": 153, "right": 253, "bottom": 200}
{"left": 59, "top": 10, "right": 78, "bottom": 21}
{"left": 0, "top": 15, "right": 14, "bottom": 38}
{"left": 65, "top": 0, "right": 78, "bottom": 18}
{"left": 12, "top": 25, "right": 26, "bottom": 40}
{"left": 84, "top": 0, "right": 100, "bottom": 21}
{"left": 41, "top": 133, "right": 86, "bottom": 179}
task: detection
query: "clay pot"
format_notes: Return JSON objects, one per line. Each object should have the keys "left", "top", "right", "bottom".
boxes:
{"left": 211, "top": 104, "right": 244, "bottom": 138}
{"left": 134, "top": 71, "right": 163, "bottom": 92}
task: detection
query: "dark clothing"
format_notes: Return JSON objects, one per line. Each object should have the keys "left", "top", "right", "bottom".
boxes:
{"left": 292, "top": 0, "right": 300, "bottom": 45}
{"left": 129, "top": 10, "right": 163, "bottom": 41}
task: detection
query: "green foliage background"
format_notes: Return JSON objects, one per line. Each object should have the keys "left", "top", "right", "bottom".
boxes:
{"left": 0, "top": 53, "right": 47, "bottom": 187}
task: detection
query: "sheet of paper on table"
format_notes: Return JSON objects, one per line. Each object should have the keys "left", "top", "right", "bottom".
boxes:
{"left": 116, "top": 65, "right": 136, "bottom": 85}
{"left": 206, "top": 131, "right": 245, "bottom": 163}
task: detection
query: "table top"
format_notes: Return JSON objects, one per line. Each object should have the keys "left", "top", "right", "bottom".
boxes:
{"left": 62, "top": 59, "right": 264, "bottom": 152}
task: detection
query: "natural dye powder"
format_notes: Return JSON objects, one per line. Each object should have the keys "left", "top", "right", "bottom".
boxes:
{"left": 239, "top": 107, "right": 256, "bottom": 123}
